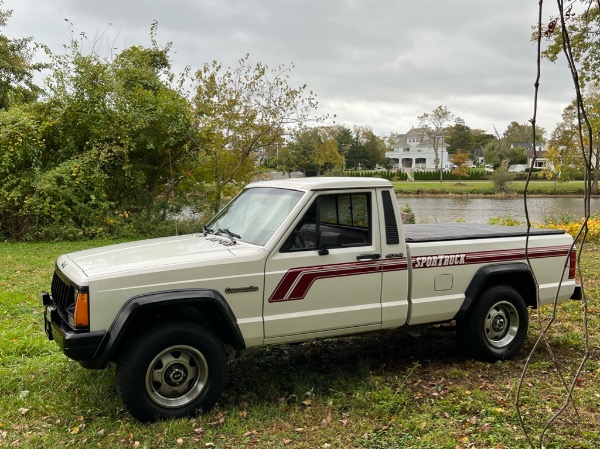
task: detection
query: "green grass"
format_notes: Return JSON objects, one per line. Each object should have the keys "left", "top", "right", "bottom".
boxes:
{"left": 392, "top": 180, "right": 588, "bottom": 196}
{"left": 0, "top": 240, "right": 598, "bottom": 448}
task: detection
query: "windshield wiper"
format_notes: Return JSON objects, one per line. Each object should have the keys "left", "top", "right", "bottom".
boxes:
{"left": 202, "top": 225, "right": 215, "bottom": 236}
{"left": 217, "top": 228, "right": 241, "bottom": 244}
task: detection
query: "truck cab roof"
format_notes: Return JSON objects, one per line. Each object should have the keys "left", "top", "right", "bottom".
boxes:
{"left": 246, "top": 177, "right": 392, "bottom": 191}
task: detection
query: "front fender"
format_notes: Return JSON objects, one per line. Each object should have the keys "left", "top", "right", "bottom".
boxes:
{"left": 82, "top": 289, "right": 245, "bottom": 369}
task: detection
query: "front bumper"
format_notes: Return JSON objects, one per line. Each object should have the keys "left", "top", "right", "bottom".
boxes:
{"left": 42, "top": 291, "right": 105, "bottom": 363}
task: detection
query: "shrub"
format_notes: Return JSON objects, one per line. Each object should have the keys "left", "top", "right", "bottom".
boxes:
{"left": 541, "top": 215, "right": 600, "bottom": 243}
{"left": 489, "top": 167, "right": 515, "bottom": 192}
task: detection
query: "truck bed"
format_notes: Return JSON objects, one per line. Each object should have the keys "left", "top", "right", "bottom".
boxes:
{"left": 403, "top": 223, "right": 565, "bottom": 243}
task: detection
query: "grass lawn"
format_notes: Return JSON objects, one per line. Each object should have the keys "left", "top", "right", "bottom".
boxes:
{"left": 0, "top": 240, "right": 598, "bottom": 448}
{"left": 392, "top": 180, "right": 588, "bottom": 196}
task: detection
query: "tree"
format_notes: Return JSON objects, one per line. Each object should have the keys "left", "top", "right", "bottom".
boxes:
{"left": 540, "top": 3, "right": 600, "bottom": 89}
{"left": 41, "top": 30, "right": 194, "bottom": 214}
{"left": 335, "top": 126, "right": 353, "bottom": 170}
{"left": 418, "top": 105, "right": 454, "bottom": 170}
{"left": 483, "top": 122, "right": 543, "bottom": 168}
{"left": 314, "top": 127, "right": 343, "bottom": 174}
{"left": 282, "top": 127, "right": 342, "bottom": 176}
{"left": 0, "top": 107, "right": 44, "bottom": 239}
{"left": 539, "top": 4, "right": 600, "bottom": 193}
{"left": 343, "top": 126, "right": 387, "bottom": 170}
{"left": 537, "top": 146, "right": 566, "bottom": 191}
{"left": 446, "top": 120, "right": 495, "bottom": 161}
{"left": 0, "top": 23, "right": 198, "bottom": 239}
{"left": 192, "top": 54, "right": 319, "bottom": 212}
{"left": 549, "top": 88, "right": 600, "bottom": 193}
{"left": 502, "top": 121, "right": 545, "bottom": 145}
{"left": 0, "top": 2, "right": 43, "bottom": 109}
{"left": 489, "top": 164, "right": 515, "bottom": 193}
{"left": 451, "top": 152, "right": 471, "bottom": 184}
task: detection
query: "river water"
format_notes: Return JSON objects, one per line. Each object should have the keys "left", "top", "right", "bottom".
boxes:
{"left": 397, "top": 196, "right": 600, "bottom": 224}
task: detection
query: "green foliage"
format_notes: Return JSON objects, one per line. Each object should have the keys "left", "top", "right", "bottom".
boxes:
{"left": 489, "top": 166, "right": 516, "bottom": 192}
{"left": 0, "top": 4, "right": 44, "bottom": 109}
{"left": 43, "top": 38, "right": 195, "bottom": 213}
{"left": 540, "top": 5, "right": 600, "bottom": 89}
{"left": 192, "top": 54, "right": 320, "bottom": 212}
{"left": 488, "top": 215, "right": 522, "bottom": 226}
{"left": 0, "top": 106, "right": 43, "bottom": 239}
{"left": 413, "top": 170, "right": 486, "bottom": 181}
{"left": 0, "top": 23, "right": 197, "bottom": 240}
{"left": 280, "top": 126, "right": 343, "bottom": 176}
{"left": 23, "top": 151, "right": 113, "bottom": 240}
{"left": 343, "top": 126, "right": 389, "bottom": 170}
{"left": 446, "top": 122, "right": 495, "bottom": 157}
{"left": 346, "top": 170, "right": 408, "bottom": 181}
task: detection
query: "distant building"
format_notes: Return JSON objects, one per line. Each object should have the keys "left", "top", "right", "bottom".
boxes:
{"left": 385, "top": 127, "right": 448, "bottom": 170}
{"left": 526, "top": 146, "right": 550, "bottom": 170}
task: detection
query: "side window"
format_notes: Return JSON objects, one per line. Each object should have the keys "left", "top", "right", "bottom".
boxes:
{"left": 281, "top": 192, "right": 371, "bottom": 252}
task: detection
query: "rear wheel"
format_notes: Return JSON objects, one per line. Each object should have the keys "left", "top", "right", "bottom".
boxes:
{"left": 116, "top": 321, "right": 227, "bottom": 422}
{"left": 457, "top": 285, "right": 529, "bottom": 361}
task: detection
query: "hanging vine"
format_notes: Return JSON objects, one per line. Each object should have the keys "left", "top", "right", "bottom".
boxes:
{"left": 517, "top": 1, "right": 594, "bottom": 447}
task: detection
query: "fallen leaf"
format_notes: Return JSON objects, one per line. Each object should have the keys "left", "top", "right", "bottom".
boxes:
{"left": 320, "top": 412, "right": 332, "bottom": 425}
{"left": 17, "top": 408, "right": 29, "bottom": 416}
{"left": 70, "top": 426, "right": 80, "bottom": 434}
{"left": 176, "top": 437, "right": 184, "bottom": 445}
{"left": 283, "top": 438, "right": 292, "bottom": 445}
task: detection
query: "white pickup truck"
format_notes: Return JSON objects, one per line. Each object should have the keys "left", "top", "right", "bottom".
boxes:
{"left": 42, "top": 177, "right": 580, "bottom": 422}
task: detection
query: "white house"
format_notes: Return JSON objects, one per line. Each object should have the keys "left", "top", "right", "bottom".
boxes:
{"left": 385, "top": 127, "right": 448, "bottom": 170}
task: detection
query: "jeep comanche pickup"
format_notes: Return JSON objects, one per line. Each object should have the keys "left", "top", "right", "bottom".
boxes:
{"left": 42, "top": 177, "right": 580, "bottom": 421}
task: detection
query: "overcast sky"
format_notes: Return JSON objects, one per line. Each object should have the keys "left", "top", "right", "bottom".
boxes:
{"left": 2, "top": 0, "right": 577, "bottom": 138}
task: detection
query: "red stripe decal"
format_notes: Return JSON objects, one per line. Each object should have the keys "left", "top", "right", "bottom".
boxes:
{"left": 268, "top": 245, "right": 570, "bottom": 303}
{"left": 410, "top": 245, "right": 571, "bottom": 269}
{"left": 269, "top": 259, "right": 405, "bottom": 303}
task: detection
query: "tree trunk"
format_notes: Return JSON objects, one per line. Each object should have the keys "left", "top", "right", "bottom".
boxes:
{"left": 592, "top": 170, "right": 599, "bottom": 195}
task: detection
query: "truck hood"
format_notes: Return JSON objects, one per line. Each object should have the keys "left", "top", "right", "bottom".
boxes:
{"left": 61, "top": 234, "right": 261, "bottom": 278}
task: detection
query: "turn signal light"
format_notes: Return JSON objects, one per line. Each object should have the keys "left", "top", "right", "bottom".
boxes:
{"left": 73, "top": 292, "right": 89, "bottom": 328}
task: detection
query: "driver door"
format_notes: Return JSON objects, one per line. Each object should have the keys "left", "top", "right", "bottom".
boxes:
{"left": 263, "top": 190, "right": 383, "bottom": 343}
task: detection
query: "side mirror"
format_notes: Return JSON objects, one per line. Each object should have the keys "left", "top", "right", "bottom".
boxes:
{"left": 318, "top": 231, "right": 341, "bottom": 256}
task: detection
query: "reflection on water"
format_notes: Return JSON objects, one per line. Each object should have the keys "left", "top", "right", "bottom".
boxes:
{"left": 398, "top": 196, "right": 600, "bottom": 224}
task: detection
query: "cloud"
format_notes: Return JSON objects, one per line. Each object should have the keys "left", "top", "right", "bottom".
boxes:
{"left": 2, "top": 0, "right": 577, "bottom": 137}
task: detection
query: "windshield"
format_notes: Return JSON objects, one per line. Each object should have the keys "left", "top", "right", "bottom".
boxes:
{"left": 206, "top": 187, "right": 304, "bottom": 246}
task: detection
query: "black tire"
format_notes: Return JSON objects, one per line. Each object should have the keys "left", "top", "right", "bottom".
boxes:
{"left": 116, "top": 321, "right": 227, "bottom": 422}
{"left": 457, "top": 285, "right": 529, "bottom": 362}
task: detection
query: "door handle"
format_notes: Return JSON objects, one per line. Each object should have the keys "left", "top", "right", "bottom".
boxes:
{"left": 356, "top": 253, "right": 380, "bottom": 261}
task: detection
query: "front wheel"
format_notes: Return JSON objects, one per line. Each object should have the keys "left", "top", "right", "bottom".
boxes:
{"left": 457, "top": 285, "right": 529, "bottom": 362}
{"left": 116, "top": 321, "right": 227, "bottom": 422}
